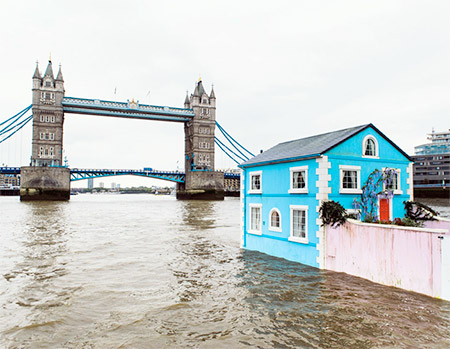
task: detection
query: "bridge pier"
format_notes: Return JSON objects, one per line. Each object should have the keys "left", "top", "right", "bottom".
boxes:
{"left": 20, "top": 166, "right": 71, "bottom": 201}
{"left": 176, "top": 171, "right": 224, "bottom": 200}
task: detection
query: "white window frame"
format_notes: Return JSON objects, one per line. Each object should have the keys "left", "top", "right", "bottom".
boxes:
{"left": 249, "top": 171, "right": 262, "bottom": 194}
{"left": 289, "top": 205, "right": 308, "bottom": 244}
{"left": 362, "top": 135, "right": 379, "bottom": 159}
{"left": 288, "top": 165, "right": 308, "bottom": 194}
{"left": 382, "top": 168, "right": 403, "bottom": 195}
{"left": 248, "top": 203, "right": 262, "bottom": 235}
{"left": 339, "top": 165, "right": 362, "bottom": 194}
{"left": 268, "top": 208, "right": 282, "bottom": 232}
{"left": 346, "top": 208, "right": 361, "bottom": 221}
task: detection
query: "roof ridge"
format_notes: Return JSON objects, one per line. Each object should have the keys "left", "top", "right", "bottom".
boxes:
{"left": 277, "top": 124, "right": 370, "bottom": 146}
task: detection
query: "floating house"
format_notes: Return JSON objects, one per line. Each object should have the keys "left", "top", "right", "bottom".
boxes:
{"left": 239, "top": 123, "right": 414, "bottom": 269}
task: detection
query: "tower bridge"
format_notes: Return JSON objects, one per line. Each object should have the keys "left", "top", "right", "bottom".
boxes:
{"left": 19, "top": 59, "right": 229, "bottom": 200}
{"left": 0, "top": 167, "right": 240, "bottom": 187}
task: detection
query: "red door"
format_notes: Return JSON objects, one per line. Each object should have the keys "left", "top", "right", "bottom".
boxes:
{"left": 379, "top": 198, "right": 390, "bottom": 221}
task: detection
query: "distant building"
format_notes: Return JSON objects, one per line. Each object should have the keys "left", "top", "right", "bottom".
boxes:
{"left": 99, "top": 182, "right": 105, "bottom": 188}
{"left": 87, "top": 178, "right": 94, "bottom": 189}
{"left": 412, "top": 129, "right": 450, "bottom": 193}
{"left": 0, "top": 174, "right": 20, "bottom": 187}
{"left": 217, "top": 168, "right": 240, "bottom": 195}
{"left": 111, "top": 182, "right": 116, "bottom": 189}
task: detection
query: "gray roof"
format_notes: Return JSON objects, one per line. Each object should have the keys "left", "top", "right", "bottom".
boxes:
{"left": 32, "top": 63, "right": 41, "bottom": 79}
{"left": 56, "top": 65, "right": 64, "bottom": 81}
{"left": 240, "top": 124, "right": 371, "bottom": 167}
{"left": 44, "top": 60, "right": 54, "bottom": 79}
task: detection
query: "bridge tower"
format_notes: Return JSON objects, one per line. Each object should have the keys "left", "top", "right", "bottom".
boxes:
{"left": 177, "top": 79, "right": 224, "bottom": 199}
{"left": 20, "top": 60, "right": 70, "bottom": 201}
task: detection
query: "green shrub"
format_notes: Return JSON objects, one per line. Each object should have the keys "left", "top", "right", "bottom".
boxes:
{"left": 319, "top": 200, "right": 348, "bottom": 227}
{"left": 404, "top": 201, "right": 439, "bottom": 222}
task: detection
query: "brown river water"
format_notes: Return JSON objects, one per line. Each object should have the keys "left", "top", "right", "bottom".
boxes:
{"left": 1, "top": 195, "right": 449, "bottom": 348}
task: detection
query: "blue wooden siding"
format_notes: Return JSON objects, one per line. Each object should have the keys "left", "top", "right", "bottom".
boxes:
{"left": 244, "top": 159, "right": 320, "bottom": 267}
{"left": 325, "top": 126, "right": 410, "bottom": 218}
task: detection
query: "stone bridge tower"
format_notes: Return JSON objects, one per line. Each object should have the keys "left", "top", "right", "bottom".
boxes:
{"left": 20, "top": 60, "right": 70, "bottom": 200}
{"left": 177, "top": 79, "right": 224, "bottom": 199}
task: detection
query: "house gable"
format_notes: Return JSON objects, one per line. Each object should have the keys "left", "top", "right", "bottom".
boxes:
{"left": 324, "top": 124, "right": 411, "bottom": 162}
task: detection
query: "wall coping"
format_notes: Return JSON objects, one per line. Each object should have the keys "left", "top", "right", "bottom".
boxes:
{"left": 341, "top": 219, "right": 448, "bottom": 234}
{"left": 435, "top": 216, "right": 450, "bottom": 222}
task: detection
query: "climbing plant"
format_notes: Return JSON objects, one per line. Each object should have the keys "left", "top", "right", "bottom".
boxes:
{"left": 353, "top": 168, "right": 397, "bottom": 222}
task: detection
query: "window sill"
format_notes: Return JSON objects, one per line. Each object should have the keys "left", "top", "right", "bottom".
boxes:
{"left": 362, "top": 155, "right": 379, "bottom": 159}
{"left": 288, "top": 189, "right": 308, "bottom": 194}
{"left": 339, "top": 189, "right": 362, "bottom": 194}
{"left": 248, "top": 230, "right": 262, "bottom": 236}
{"left": 288, "top": 237, "right": 309, "bottom": 244}
{"left": 248, "top": 190, "right": 262, "bottom": 194}
{"left": 269, "top": 227, "right": 282, "bottom": 233}
{"left": 393, "top": 190, "right": 403, "bottom": 195}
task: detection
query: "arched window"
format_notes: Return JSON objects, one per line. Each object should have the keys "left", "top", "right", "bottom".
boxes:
{"left": 363, "top": 135, "right": 378, "bottom": 158}
{"left": 269, "top": 208, "right": 282, "bottom": 232}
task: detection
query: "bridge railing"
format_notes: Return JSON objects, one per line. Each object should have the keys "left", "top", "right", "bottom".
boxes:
{"left": 62, "top": 97, "right": 195, "bottom": 117}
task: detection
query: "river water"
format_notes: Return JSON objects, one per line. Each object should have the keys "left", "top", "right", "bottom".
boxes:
{"left": 1, "top": 194, "right": 449, "bottom": 348}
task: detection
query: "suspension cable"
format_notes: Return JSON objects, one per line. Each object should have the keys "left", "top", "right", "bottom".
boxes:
{"left": 0, "top": 114, "right": 34, "bottom": 136}
{"left": 214, "top": 137, "right": 247, "bottom": 162}
{"left": 0, "top": 115, "right": 33, "bottom": 144}
{"left": 214, "top": 138, "right": 240, "bottom": 165}
{"left": 0, "top": 105, "right": 32, "bottom": 129}
{"left": 215, "top": 121, "right": 255, "bottom": 158}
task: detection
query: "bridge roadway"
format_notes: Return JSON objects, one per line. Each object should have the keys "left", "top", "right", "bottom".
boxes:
{"left": 0, "top": 167, "right": 240, "bottom": 184}
{"left": 62, "top": 97, "right": 195, "bottom": 123}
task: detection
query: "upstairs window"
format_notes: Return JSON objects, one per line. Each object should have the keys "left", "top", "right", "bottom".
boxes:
{"left": 289, "top": 166, "right": 308, "bottom": 194}
{"left": 383, "top": 168, "right": 402, "bottom": 195}
{"left": 249, "top": 171, "right": 262, "bottom": 194}
{"left": 363, "top": 135, "right": 379, "bottom": 158}
{"left": 339, "top": 165, "right": 362, "bottom": 194}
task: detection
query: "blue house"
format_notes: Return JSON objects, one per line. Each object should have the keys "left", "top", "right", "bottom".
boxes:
{"left": 239, "top": 124, "right": 413, "bottom": 268}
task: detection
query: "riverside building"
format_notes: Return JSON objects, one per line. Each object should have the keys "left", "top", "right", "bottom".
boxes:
{"left": 412, "top": 129, "right": 450, "bottom": 198}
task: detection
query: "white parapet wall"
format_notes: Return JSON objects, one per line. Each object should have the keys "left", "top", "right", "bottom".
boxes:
{"left": 326, "top": 219, "right": 450, "bottom": 300}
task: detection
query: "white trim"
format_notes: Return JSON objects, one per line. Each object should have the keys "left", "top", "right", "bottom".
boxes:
{"left": 406, "top": 163, "right": 414, "bottom": 201}
{"left": 316, "top": 155, "right": 331, "bottom": 269}
{"left": 346, "top": 218, "right": 447, "bottom": 233}
{"left": 248, "top": 203, "right": 262, "bottom": 235}
{"left": 248, "top": 171, "right": 262, "bottom": 194}
{"left": 240, "top": 168, "right": 245, "bottom": 247}
{"left": 268, "top": 208, "right": 282, "bottom": 232}
{"left": 362, "top": 135, "right": 379, "bottom": 159}
{"left": 346, "top": 208, "right": 361, "bottom": 221}
{"left": 339, "top": 165, "right": 362, "bottom": 194}
{"left": 289, "top": 205, "right": 308, "bottom": 244}
{"left": 382, "top": 168, "right": 403, "bottom": 195}
{"left": 288, "top": 165, "right": 308, "bottom": 194}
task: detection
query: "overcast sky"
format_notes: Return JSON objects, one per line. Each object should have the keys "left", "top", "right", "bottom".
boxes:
{"left": 0, "top": 1, "right": 448, "bottom": 187}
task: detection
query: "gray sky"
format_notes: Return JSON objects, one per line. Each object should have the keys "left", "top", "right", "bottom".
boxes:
{"left": 1, "top": 1, "right": 449, "bottom": 187}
